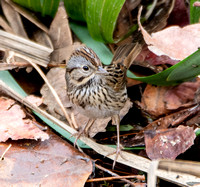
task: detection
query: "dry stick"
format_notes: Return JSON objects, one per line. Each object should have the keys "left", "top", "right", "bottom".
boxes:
{"left": 0, "top": 81, "right": 200, "bottom": 186}
{"left": 87, "top": 175, "right": 145, "bottom": 182}
{"left": 28, "top": 61, "right": 74, "bottom": 128}
{"left": 0, "top": 144, "right": 12, "bottom": 161}
{"left": 13, "top": 53, "right": 74, "bottom": 128}
{"left": 0, "top": 62, "right": 66, "bottom": 68}
{"left": 94, "top": 163, "right": 141, "bottom": 186}
{"left": 148, "top": 160, "right": 159, "bottom": 187}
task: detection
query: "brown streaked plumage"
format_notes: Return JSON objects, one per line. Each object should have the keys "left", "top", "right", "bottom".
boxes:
{"left": 66, "top": 46, "right": 127, "bottom": 119}
{"left": 65, "top": 44, "right": 141, "bottom": 167}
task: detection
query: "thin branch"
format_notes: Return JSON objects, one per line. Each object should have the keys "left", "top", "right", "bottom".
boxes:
{"left": 95, "top": 164, "right": 143, "bottom": 186}
{"left": 87, "top": 175, "right": 145, "bottom": 182}
{"left": 0, "top": 144, "right": 12, "bottom": 161}
{"left": 0, "top": 62, "right": 66, "bottom": 70}
{"left": 28, "top": 60, "right": 74, "bottom": 128}
{"left": 12, "top": 53, "right": 74, "bottom": 128}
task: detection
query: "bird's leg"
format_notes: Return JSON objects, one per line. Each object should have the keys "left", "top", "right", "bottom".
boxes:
{"left": 105, "top": 115, "right": 125, "bottom": 169}
{"left": 73, "top": 118, "right": 95, "bottom": 147}
{"left": 112, "top": 114, "right": 123, "bottom": 169}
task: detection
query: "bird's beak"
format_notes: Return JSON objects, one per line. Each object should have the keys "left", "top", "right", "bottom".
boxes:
{"left": 97, "top": 66, "right": 108, "bottom": 74}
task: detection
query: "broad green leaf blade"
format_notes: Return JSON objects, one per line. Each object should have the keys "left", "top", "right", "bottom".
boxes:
{"left": 86, "top": 0, "right": 125, "bottom": 43}
{"left": 167, "top": 49, "right": 200, "bottom": 82}
{"left": 86, "top": 0, "right": 105, "bottom": 41}
{"left": 70, "top": 22, "right": 113, "bottom": 65}
{"left": 12, "top": 0, "right": 59, "bottom": 17}
{"left": 64, "top": 0, "right": 86, "bottom": 21}
{"left": 190, "top": 0, "right": 200, "bottom": 24}
{"left": 71, "top": 22, "right": 200, "bottom": 86}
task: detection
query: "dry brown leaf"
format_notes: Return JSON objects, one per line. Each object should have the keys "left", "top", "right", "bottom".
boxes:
{"left": 0, "top": 16, "right": 13, "bottom": 33}
{"left": 32, "top": 30, "right": 53, "bottom": 49}
{"left": 49, "top": 5, "right": 72, "bottom": 49}
{"left": 140, "top": 79, "right": 200, "bottom": 117}
{"left": 164, "top": 78, "right": 200, "bottom": 110}
{"left": 138, "top": 10, "right": 200, "bottom": 60}
{"left": 0, "top": 96, "right": 49, "bottom": 142}
{"left": 144, "top": 126, "right": 196, "bottom": 160}
{"left": 1, "top": 0, "right": 28, "bottom": 38}
{"left": 0, "top": 129, "right": 92, "bottom": 186}
{"left": 41, "top": 67, "right": 132, "bottom": 137}
{"left": 25, "top": 95, "right": 43, "bottom": 107}
{"left": 129, "top": 104, "right": 200, "bottom": 146}
{"left": 49, "top": 5, "right": 80, "bottom": 64}
{"left": 135, "top": 46, "right": 179, "bottom": 66}
{"left": 140, "top": 85, "right": 169, "bottom": 117}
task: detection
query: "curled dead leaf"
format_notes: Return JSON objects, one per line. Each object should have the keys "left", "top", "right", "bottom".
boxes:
{"left": 138, "top": 7, "right": 200, "bottom": 60}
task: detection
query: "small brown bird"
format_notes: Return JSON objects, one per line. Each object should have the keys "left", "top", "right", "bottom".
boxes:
{"left": 65, "top": 44, "right": 140, "bottom": 166}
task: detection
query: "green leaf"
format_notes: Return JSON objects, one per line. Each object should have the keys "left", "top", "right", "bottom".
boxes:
{"left": 107, "top": 124, "right": 134, "bottom": 132}
{"left": 71, "top": 22, "right": 200, "bottom": 86}
{"left": 190, "top": 0, "right": 200, "bottom": 24}
{"left": 196, "top": 128, "right": 200, "bottom": 136}
{"left": 65, "top": 0, "right": 125, "bottom": 43}
{"left": 107, "top": 145, "right": 145, "bottom": 150}
{"left": 64, "top": 0, "right": 86, "bottom": 21}
{"left": 86, "top": 0, "right": 125, "bottom": 43}
{"left": 12, "top": 0, "right": 59, "bottom": 17}
{"left": 167, "top": 49, "right": 200, "bottom": 82}
{"left": 70, "top": 22, "right": 113, "bottom": 64}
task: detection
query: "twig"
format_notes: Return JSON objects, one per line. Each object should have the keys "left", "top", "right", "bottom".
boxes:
{"left": 0, "top": 144, "right": 12, "bottom": 161}
{"left": 148, "top": 160, "right": 159, "bottom": 187}
{"left": 95, "top": 164, "right": 143, "bottom": 186}
{"left": 0, "top": 62, "right": 66, "bottom": 68}
{"left": 87, "top": 175, "right": 145, "bottom": 182}
{"left": 9, "top": 52, "right": 74, "bottom": 128}
{"left": 23, "top": 56, "right": 74, "bottom": 128}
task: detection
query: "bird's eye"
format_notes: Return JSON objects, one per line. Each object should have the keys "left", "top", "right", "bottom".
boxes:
{"left": 82, "top": 65, "right": 89, "bottom": 71}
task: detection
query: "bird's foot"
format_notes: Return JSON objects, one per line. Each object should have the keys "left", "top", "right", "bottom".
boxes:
{"left": 106, "top": 143, "right": 126, "bottom": 169}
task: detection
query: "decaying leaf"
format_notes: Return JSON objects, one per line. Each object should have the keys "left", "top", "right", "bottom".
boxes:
{"left": 1, "top": 0, "right": 28, "bottom": 38}
{"left": 0, "top": 129, "right": 92, "bottom": 186}
{"left": 41, "top": 67, "right": 132, "bottom": 137}
{"left": 49, "top": 5, "right": 81, "bottom": 64}
{"left": 25, "top": 95, "right": 43, "bottom": 107}
{"left": 139, "top": 85, "right": 169, "bottom": 117}
{"left": 135, "top": 46, "right": 179, "bottom": 66}
{"left": 0, "top": 96, "right": 49, "bottom": 142}
{"left": 138, "top": 13, "right": 200, "bottom": 60}
{"left": 139, "top": 78, "right": 200, "bottom": 117}
{"left": 164, "top": 78, "right": 200, "bottom": 110}
{"left": 144, "top": 126, "right": 196, "bottom": 160}
{"left": 128, "top": 104, "right": 200, "bottom": 146}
